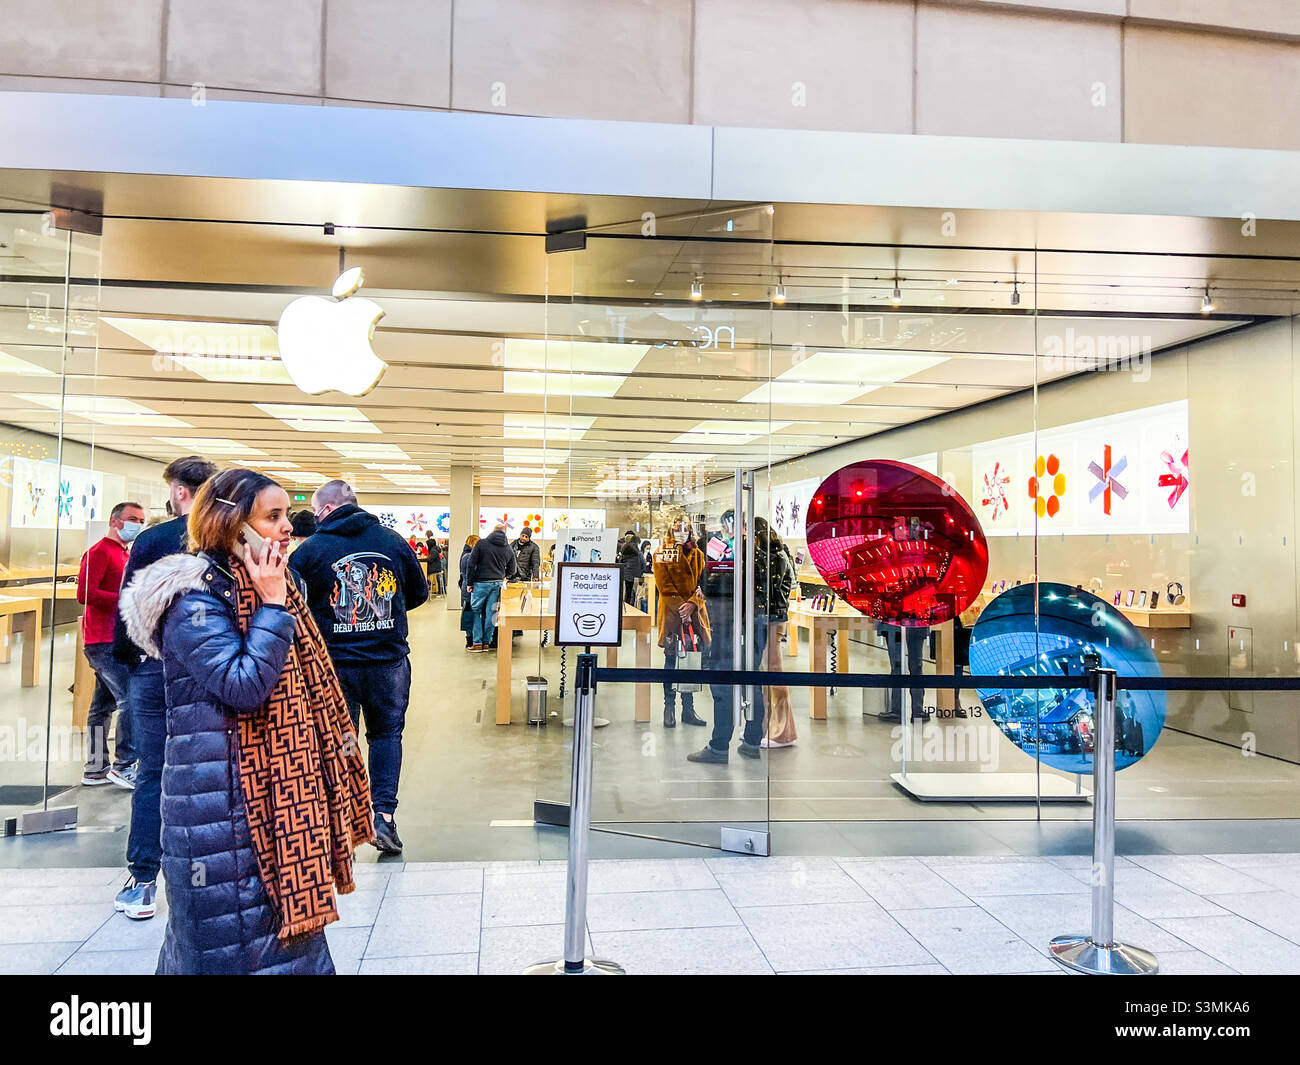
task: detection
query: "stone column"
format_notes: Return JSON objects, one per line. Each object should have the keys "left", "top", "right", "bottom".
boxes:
{"left": 448, "top": 465, "right": 480, "bottom": 611}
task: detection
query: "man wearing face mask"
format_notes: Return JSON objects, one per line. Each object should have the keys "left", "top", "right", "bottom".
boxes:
{"left": 79, "top": 500, "right": 146, "bottom": 789}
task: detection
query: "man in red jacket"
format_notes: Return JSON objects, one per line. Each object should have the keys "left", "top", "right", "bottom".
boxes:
{"left": 79, "top": 501, "right": 145, "bottom": 788}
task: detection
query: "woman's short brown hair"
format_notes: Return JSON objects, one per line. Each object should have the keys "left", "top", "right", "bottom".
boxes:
{"left": 188, "top": 468, "right": 281, "bottom": 555}
{"left": 464, "top": 534, "right": 480, "bottom": 549}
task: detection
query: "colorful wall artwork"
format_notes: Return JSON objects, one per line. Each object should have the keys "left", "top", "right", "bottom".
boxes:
{"left": 769, "top": 478, "right": 819, "bottom": 541}
{"left": 967, "top": 400, "right": 1189, "bottom": 537}
{"left": 4, "top": 457, "right": 104, "bottom": 530}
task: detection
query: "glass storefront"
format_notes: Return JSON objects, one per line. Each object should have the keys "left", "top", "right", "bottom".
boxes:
{"left": 4, "top": 177, "right": 1300, "bottom": 860}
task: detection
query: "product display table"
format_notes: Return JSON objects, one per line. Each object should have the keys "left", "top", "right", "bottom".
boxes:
{"left": 494, "top": 595, "right": 652, "bottom": 725}
{"left": 785, "top": 601, "right": 873, "bottom": 720}
{"left": 968, "top": 589, "right": 1191, "bottom": 630}
{"left": 0, "top": 593, "right": 43, "bottom": 687}
{"left": 0, "top": 564, "right": 79, "bottom": 586}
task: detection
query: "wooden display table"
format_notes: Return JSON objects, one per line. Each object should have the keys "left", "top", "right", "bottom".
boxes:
{"left": 494, "top": 594, "right": 652, "bottom": 725}
{"left": 785, "top": 601, "right": 873, "bottom": 720}
{"left": 0, "top": 593, "right": 43, "bottom": 687}
{"left": 969, "top": 588, "right": 1191, "bottom": 630}
{"left": 0, "top": 563, "right": 79, "bottom": 586}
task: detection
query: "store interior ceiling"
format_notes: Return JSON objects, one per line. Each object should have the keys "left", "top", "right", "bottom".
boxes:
{"left": 2, "top": 170, "right": 1298, "bottom": 502}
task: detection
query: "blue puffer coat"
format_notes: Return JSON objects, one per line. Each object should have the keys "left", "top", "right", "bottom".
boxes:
{"left": 120, "top": 551, "right": 335, "bottom": 975}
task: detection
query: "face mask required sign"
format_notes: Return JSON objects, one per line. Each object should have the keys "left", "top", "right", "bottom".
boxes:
{"left": 554, "top": 562, "right": 624, "bottom": 647}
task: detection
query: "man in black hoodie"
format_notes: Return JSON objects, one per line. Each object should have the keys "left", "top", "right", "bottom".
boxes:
{"left": 289, "top": 480, "right": 429, "bottom": 854}
{"left": 465, "top": 522, "right": 516, "bottom": 651}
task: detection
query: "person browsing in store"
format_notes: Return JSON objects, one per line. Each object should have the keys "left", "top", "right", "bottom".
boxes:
{"left": 510, "top": 525, "right": 541, "bottom": 583}
{"left": 79, "top": 500, "right": 147, "bottom": 792}
{"left": 465, "top": 522, "right": 517, "bottom": 651}
{"left": 110, "top": 455, "right": 218, "bottom": 921}
{"left": 288, "top": 479, "right": 429, "bottom": 856}
{"left": 653, "top": 517, "right": 710, "bottom": 728}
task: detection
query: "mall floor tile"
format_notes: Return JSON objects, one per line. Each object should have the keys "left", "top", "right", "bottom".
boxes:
{"left": 709, "top": 862, "right": 872, "bottom": 907}
{"left": 1201, "top": 890, "right": 1300, "bottom": 944}
{"left": 589, "top": 925, "right": 774, "bottom": 975}
{"left": 4, "top": 854, "right": 1298, "bottom": 975}
{"left": 834, "top": 857, "right": 973, "bottom": 910}
{"left": 585, "top": 887, "right": 742, "bottom": 932}
{"left": 737, "top": 900, "right": 930, "bottom": 972}
{"left": 1125, "top": 854, "right": 1278, "bottom": 894}
{"left": 1151, "top": 914, "right": 1300, "bottom": 974}
{"left": 891, "top": 906, "right": 1059, "bottom": 975}
{"left": 921, "top": 856, "right": 1090, "bottom": 897}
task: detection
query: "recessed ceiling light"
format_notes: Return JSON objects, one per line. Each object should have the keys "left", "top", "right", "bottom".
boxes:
{"left": 99, "top": 317, "right": 290, "bottom": 383}
{"left": 739, "top": 351, "right": 948, "bottom": 406}
{"left": 0, "top": 350, "right": 54, "bottom": 376}
{"left": 154, "top": 437, "right": 268, "bottom": 458}
{"left": 673, "top": 420, "right": 792, "bottom": 447}
{"left": 17, "top": 394, "right": 192, "bottom": 427}
{"left": 502, "top": 413, "right": 595, "bottom": 441}
{"left": 255, "top": 403, "right": 379, "bottom": 433}
{"left": 324, "top": 441, "right": 411, "bottom": 460}
{"left": 382, "top": 473, "right": 442, "bottom": 488}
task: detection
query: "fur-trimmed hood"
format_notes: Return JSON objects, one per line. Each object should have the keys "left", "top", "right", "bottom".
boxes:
{"left": 119, "top": 552, "right": 212, "bottom": 660}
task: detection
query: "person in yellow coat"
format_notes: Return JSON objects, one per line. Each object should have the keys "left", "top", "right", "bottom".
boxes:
{"left": 653, "top": 517, "right": 710, "bottom": 728}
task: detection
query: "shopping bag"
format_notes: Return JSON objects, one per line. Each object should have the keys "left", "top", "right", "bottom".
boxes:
{"left": 672, "top": 623, "right": 704, "bottom": 693}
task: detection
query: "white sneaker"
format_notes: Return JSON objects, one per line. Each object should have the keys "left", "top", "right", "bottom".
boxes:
{"left": 759, "top": 737, "right": 796, "bottom": 749}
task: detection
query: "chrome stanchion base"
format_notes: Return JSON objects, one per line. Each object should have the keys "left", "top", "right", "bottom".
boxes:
{"left": 522, "top": 957, "right": 626, "bottom": 976}
{"left": 1049, "top": 935, "right": 1159, "bottom": 975}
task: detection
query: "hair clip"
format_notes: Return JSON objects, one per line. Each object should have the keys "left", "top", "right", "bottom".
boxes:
{"left": 216, "top": 497, "right": 237, "bottom": 507}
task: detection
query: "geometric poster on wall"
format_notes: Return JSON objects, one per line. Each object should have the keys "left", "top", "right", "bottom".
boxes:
{"left": 769, "top": 478, "right": 819, "bottom": 541}
{"left": 479, "top": 507, "right": 607, "bottom": 536}
{"left": 372, "top": 505, "right": 452, "bottom": 538}
{"left": 968, "top": 400, "right": 1189, "bottom": 537}
{"left": 4, "top": 456, "right": 104, "bottom": 531}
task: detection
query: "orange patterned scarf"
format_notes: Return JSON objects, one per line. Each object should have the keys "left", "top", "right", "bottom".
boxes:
{"left": 228, "top": 555, "right": 375, "bottom": 940}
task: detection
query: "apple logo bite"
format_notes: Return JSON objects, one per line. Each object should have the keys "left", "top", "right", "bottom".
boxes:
{"left": 276, "top": 266, "right": 387, "bottom": 396}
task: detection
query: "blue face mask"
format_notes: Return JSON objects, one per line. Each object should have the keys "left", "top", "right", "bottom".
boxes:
{"left": 119, "top": 521, "right": 144, "bottom": 543}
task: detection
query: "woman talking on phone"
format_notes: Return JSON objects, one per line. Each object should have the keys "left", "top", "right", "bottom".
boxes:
{"left": 121, "top": 468, "right": 373, "bottom": 974}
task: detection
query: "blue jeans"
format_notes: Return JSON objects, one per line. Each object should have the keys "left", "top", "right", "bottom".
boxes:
{"left": 470, "top": 581, "right": 503, "bottom": 647}
{"left": 708, "top": 616, "right": 768, "bottom": 753}
{"left": 126, "top": 658, "right": 165, "bottom": 882}
{"left": 336, "top": 658, "right": 412, "bottom": 815}
{"left": 83, "top": 642, "right": 134, "bottom": 773}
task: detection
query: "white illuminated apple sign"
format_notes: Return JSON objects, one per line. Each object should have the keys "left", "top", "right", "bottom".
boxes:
{"left": 276, "top": 267, "right": 387, "bottom": 396}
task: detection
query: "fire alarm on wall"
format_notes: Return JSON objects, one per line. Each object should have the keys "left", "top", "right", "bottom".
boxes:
{"left": 1231, "top": 594, "right": 1247, "bottom": 607}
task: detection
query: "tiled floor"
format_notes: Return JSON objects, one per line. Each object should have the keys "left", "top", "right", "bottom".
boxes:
{"left": 3, "top": 852, "right": 1297, "bottom": 975}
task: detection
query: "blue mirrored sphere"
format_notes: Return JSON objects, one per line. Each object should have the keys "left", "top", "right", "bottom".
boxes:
{"left": 968, "top": 582, "right": 1166, "bottom": 773}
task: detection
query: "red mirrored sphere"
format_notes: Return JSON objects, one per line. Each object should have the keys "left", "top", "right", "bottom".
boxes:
{"left": 804, "top": 460, "right": 989, "bottom": 627}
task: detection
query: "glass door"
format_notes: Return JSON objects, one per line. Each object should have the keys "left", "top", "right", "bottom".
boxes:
{"left": 535, "top": 204, "right": 776, "bottom": 850}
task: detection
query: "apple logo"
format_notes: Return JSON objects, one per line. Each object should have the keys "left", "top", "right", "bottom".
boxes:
{"left": 573, "top": 613, "right": 604, "bottom": 638}
{"left": 276, "top": 267, "right": 387, "bottom": 396}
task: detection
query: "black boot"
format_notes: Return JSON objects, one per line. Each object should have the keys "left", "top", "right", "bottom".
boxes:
{"left": 664, "top": 700, "right": 676, "bottom": 728}
{"left": 680, "top": 698, "right": 707, "bottom": 727}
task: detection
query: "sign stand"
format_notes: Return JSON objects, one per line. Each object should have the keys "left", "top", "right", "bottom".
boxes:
{"left": 1049, "top": 663, "right": 1159, "bottom": 975}
{"left": 525, "top": 563, "right": 625, "bottom": 976}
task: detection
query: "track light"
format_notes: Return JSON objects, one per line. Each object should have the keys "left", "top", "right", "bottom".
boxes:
{"left": 1011, "top": 278, "right": 1021, "bottom": 306}
{"left": 890, "top": 279, "right": 902, "bottom": 306}
{"left": 1201, "top": 286, "right": 1215, "bottom": 314}
{"left": 690, "top": 275, "right": 703, "bottom": 301}
{"left": 773, "top": 280, "right": 786, "bottom": 304}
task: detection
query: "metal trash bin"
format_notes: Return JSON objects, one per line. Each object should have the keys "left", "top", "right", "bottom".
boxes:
{"left": 525, "top": 675, "right": 548, "bottom": 726}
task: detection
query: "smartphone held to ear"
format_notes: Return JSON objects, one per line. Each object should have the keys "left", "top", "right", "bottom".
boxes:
{"left": 241, "top": 522, "right": 271, "bottom": 556}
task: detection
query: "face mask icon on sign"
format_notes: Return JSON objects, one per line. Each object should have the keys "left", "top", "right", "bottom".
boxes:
{"left": 573, "top": 613, "right": 605, "bottom": 638}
